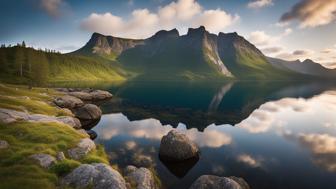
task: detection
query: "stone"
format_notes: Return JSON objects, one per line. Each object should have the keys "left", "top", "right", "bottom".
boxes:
{"left": 189, "top": 175, "right": 250, "bottom": 189}
{"left": 89, "top": 90, "right": 113, "bottom": 101}
{"left": 30, "top": 153, "right": 56, "bottom": 168}
{"left": 56, "top": 152, "right": 66, "bottom": 161}
{"left": 74, "top": 104, "right": 102, "bottom": 120}
{"left": 229, "top": 177, "right": 250, "bottom": 189}
{"left": 125, "top": 165, "right": 157, "bottom": 189}
{"left": 68, "top": 92, "right": 93, "bottom": 101}
{"left": 86, "top": 130, "right": 98, "bottom": 140}
{"left": 62, "top": 163, "right": 127, "bottom": 189}
{"left": 159, "top": 130, "right": 199, "bottom": 162}
{"left": 68, "top": 138, "right": 96, "bottom": 160}
{"left": 0, "top": 108, "right": 81, "bottom": 128}
{"left": 0, "top": 140, "right": 9, "bottom": 149}
{"left": 54, "top": 95, "right": 84, "bottom": 109}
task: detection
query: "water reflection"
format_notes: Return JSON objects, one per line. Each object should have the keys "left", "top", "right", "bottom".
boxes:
{"left": 94, "top": 88, "right": 336, "bottom": 189}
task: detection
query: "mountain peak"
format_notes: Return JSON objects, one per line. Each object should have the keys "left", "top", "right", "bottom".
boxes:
{"left": 148, "top": 29, "right": 179, "bottom": 41}
{"left": 187, "top": 26, "right": 207, "bottom": 36}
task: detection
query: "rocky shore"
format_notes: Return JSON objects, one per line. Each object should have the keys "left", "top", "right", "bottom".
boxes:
{"left": 0, "top": 85, "right": 251, "bottom": 189}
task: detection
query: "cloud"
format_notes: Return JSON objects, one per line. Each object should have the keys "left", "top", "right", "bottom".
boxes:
{"left": 247, "top": 0, "right": 273, "bottom": 9}
{"left": 39, "top": 0, "right": 65, "bottom": 18}
{"left": 248, "top": 28, "right": 292, "bottom": 47}
{"left": 237, "top": 154, "right": 262, "bottom": 167}
{"left": 280, "top": 0, "right": 336, "bottom": 28}
{"left": 80, "top": 0, "right": 239, "bottom": 38}
{"left": 276, "top": 49, "right": 314, "bottom": 61}
{"left": 262, "top": 46, "right": 283, "bottom": 54}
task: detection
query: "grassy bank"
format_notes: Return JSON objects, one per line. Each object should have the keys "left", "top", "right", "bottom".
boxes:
{"left": 0, "top": 84, "right": 109, "bottom": 189}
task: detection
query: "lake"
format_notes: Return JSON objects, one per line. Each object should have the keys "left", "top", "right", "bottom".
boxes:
{"left": 90, "top": 81, "right": 336, "bottom": 189}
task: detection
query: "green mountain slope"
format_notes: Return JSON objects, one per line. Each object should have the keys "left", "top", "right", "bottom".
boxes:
{"left": 0, "top": 46, "right": 130, "bottom": 85}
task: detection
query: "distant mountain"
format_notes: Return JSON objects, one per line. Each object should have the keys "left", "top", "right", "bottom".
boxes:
{"left": 72, "top": 26, "right": 333, "bottom": 80}
{"left": 267, "top": 57, "right": 336, "bottom": 78}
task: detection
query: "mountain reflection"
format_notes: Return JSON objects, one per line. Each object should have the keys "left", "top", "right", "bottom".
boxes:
{"left": 100, "top": 81, "right": 336, "bottom": 130}
{"left": 94, "top": 89, "right": 336, "bottom": 189}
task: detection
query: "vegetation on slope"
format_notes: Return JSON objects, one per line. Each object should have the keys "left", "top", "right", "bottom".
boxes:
{"left": 0, "top": 44, "right": 130, "bottom": 85}
{"left": 0, "top": 84, "right": 109, "bottom": 189}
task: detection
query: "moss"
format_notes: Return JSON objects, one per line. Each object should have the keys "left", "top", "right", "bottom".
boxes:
{"left": 50, "top": 159, "right": 81, "bottom": 176}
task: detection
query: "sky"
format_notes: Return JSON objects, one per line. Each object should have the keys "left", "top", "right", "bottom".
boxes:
{"left": 1, "top": 0, "right": 336, "bottom": 67}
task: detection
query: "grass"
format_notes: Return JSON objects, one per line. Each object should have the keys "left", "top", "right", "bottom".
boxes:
{"left": 0, "top": 84, "right": 110, "bottom": 189}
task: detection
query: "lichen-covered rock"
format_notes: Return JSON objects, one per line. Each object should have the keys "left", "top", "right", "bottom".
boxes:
{"left": 68, "top": 138, "right": 96, "bottom": 160}
{"left": 62, "top": 163, "right": 127, "bottom": 189}
{"left": 74, "top": 104, "right": 102, "bottom": 120}
{"left": 0, "top": 108, "right": 81, "bottom": 128}
{"left": 189, "top": 175, "right": 250, "bottom": 189}
{"left": 0, "top": 140, "right": 9, "bottom": 149}
{"left": 30, "top": 153, "right": 56, "bottom": 168}
{"left": 125, "top": 165, "right": 157, "bottom": 189}
{"left": 159, "top": 130, "right": 199, "bottom": 162}
{"left": 54, "top": 95, "right": 84, "bottom": 109}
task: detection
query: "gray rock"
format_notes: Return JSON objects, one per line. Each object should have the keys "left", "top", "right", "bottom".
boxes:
{"left": 68, "top": 138, "right": 96, "bottom": 160}
{"left": 229, "top": 177, "right": 250, "bottom": 189}
{"left": 62, "top": 163, "right": 127, "bottom": 189}
{"left": 0, "top": 140, "right": 9, "bottom": 149}
{"left": 54, "top": 95, "right": 84, "bottom": 109}
{"left": 68, "top": 92, "right": 93, "bottom": 101}
{"left": 189, "top": 175, "right": 250, "bottom": 189}
{"left": 30, "top": 153, "right": 56, "bottom": 168}
{"left": 74, "top": 104, "right": 102, "bottom": 120}
{"left": 90, "top": 90, "right": 113, "bottom": 101}
{"left": 159, "top": 130, "right": 199, "bottom": 162}
{"left": 0, "top": 108, "right": 81, "bottom": 128}
{"left": 56, "top": 152, "right": 66, "bottom": 161}
{"left": 125, "top": 165, "right": 156, "bottom": 189}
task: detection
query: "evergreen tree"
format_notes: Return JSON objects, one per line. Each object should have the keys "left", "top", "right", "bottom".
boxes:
{"left": 30, "top": 51, "right": 49, "bottom": 85}
{"left": 22, "top": 41, "right": 26, "bottom": 48}
{"left": 15, "top": 47, "right": 25, "bottom": 77}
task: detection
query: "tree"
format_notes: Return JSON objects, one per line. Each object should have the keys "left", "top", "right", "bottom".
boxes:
{"left": 30, "top": 51, "right": 49, "bottom": 86}
{"left": 15, "top": 47, "right": 25, "bottom": 77}
{"left": 22, "top": 41, "right": 26, "bottom": 48}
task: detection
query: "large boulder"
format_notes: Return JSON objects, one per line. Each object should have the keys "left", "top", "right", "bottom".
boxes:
{"left": 125, "top": 165, "right": 157, "bottom": 189}
{"left": 68, "top": 138, "right": 96, "bottom": 160}
{"left": 74, "top": 104, "right": 102, "bottom": 120}
{"left": 189, "top": 175, "right": 250, "bottom": 189}
{"left": 0, "top": 140, "right": 9, "bottom": 149}
{"left": 159, "top": 130, "right": 199, "bottom": 162}
{"left": 62, "top": 163, "right": 127, "bottom": 189}
{"left": 54, "top": 95, "right": 84, "bottom": 109}
{"left": 68, "top": 92, "right": 93, "bottom": 101}
{"left": 30, "top": 153, "right": 56, "bottom": 168}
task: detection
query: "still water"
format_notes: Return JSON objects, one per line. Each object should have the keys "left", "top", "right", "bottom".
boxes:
{"left": 91, "top": 81, "right": 336, "bottom": 189}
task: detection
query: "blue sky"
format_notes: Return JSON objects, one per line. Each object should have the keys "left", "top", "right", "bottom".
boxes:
{"left": 1, "top": 0, "right": 336, "bottom": 67}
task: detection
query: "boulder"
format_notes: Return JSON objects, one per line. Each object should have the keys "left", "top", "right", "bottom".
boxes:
{"left": 0, "top": 108, "right": 28, "bottom": 124}
{"left": 189, "top": 175, "right": 250, "bottom": 189}
{"left": 68, "top": 92, "right": 93, "bottom": 101}
{"left": 125, "top": 165, "right": 157, "bottom": 189}
{"left": 56, "top": 116, "right": 81, "bottom": 129}
{"left": 68, "top": 138, "right": 96, "bottom": 160}
{"left": 54, "top": 95, "right": 84, "bottom": 109}
{"left": 0, "top": 140, "right": 9, "bottom": 149}
{"left": 159, "top": 130, "right": 199, "bottom": 162}
{"left": 90, "top": 90, "right": 113, "bottom": 101}
{"left": 74, "top": 104, "right": 102, "bottom": 120}
{"left": 86, "top": 130, "right": 98, "bottom": 140}
{"left": 30, "top": 153, "right": 56, "bottom": 168}
{"left": 62, "top": 163, "right": 127, "bottom": 189}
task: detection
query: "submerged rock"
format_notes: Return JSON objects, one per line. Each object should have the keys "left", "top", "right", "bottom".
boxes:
{"left": 68, "top": 138, "right": 96, "bottom": 160}
{"left": 0, "top": 140, "right": 9, "bottom": 149}
{"left": 159, "top": 130, "right": 199, "bottom": 162}
{"left": 74, "top": 104, "right": 102, "bottom": 120}
{"left": 30, "top": 153, "right": 56, "bottom": 168}
{"left": 125, "top": 165, "right": 157, "bottom": 189}
{"left": 86, "top": 130, "right": 98, "bottom": 140}
{"left": 189, "top": 175, "right": 250, "bottom": 189}
{"left": 54, "top": 95, "right": 84, "bottom": 109}
{"left": 62, "top": 163, "right": 127, "bottom": 189}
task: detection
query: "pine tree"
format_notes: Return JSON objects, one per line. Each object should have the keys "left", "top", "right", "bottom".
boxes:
{"left": 22, "top": 41, "right": 26, "bottom": 48}
{"left": 15, "top": 47, "right": 25, "bottom": 77}
{"left": 30, "top": 51, "right": 49, "bottom": 85}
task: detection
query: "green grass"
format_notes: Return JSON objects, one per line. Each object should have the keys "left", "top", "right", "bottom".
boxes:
{"left": 0, "top": 84, "right": 110, "bottom": 189}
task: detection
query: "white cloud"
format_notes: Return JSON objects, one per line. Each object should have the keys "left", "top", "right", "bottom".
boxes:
{"left": 280, "top": 0, "right": 336, "bottom": 28}
{"left": 237, "top": 154, "right": 262, "bottom": 167}
{"left": 248, "top": 28, "right": 292, "bottom": 47}
{"left": 80, "top": 0, "right": 239, "bottom": 38}
{"left": 276, "top": 49, "right": 315, "bottom": 61}
{"left": 247, "top": 0, "right": 273, "bottom": 9}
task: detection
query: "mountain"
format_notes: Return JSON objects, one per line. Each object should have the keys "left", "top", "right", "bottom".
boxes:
{"left": 267, "top": 57, "right": 336, "bottom": 78}
{"left": 73, "top": 26, "right": 298, "bottom": 80}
